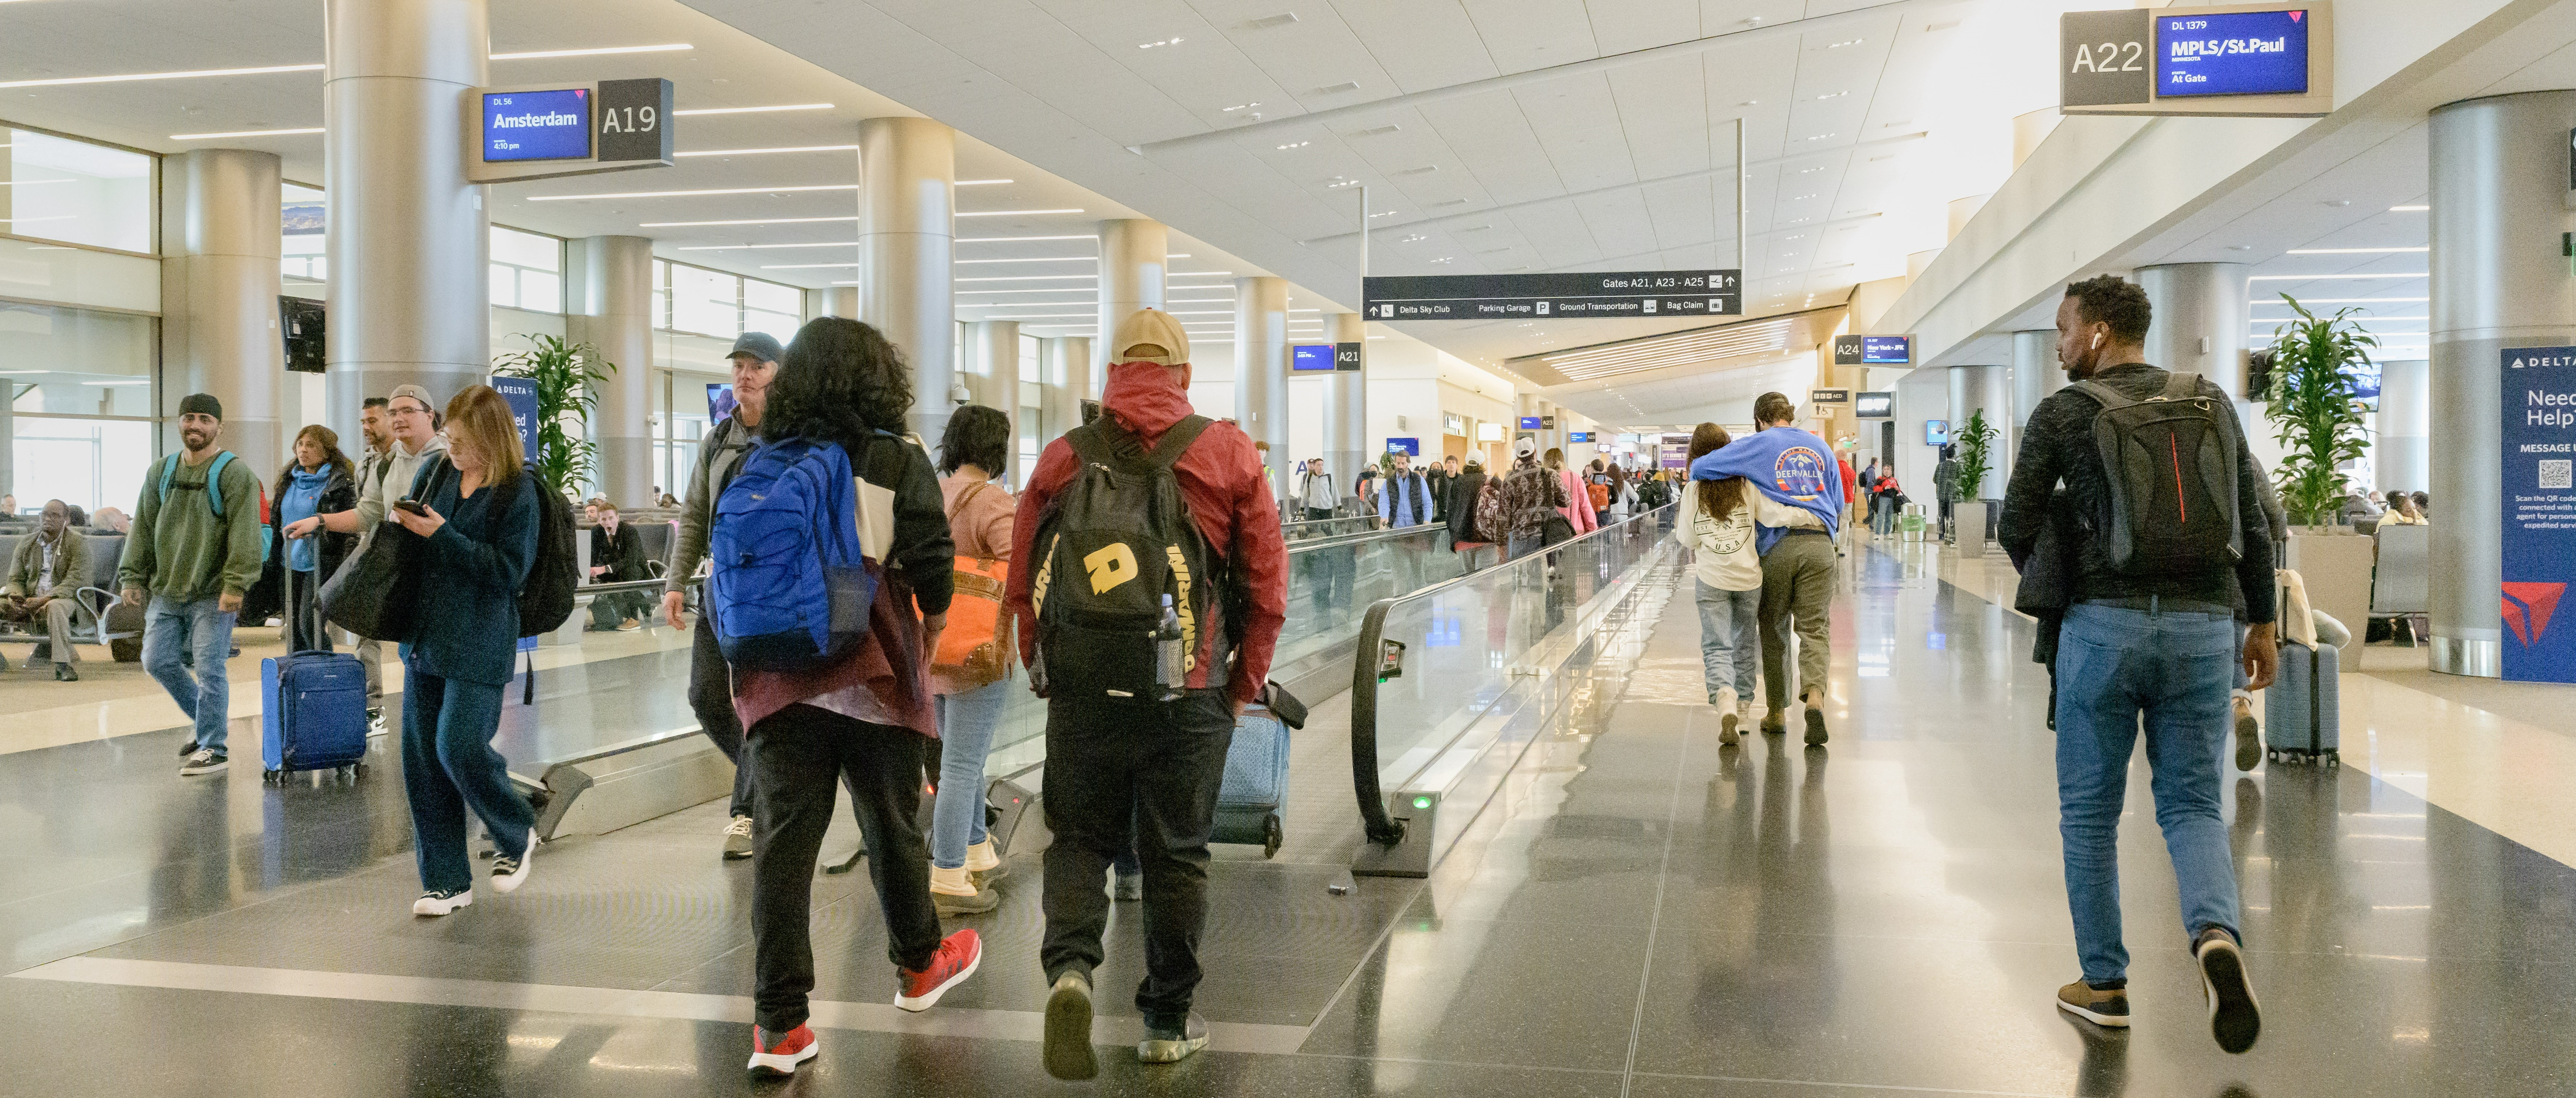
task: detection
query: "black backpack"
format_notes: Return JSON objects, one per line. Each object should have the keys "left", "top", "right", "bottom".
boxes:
{"left": 2070, "top": 371, "right": 2243, "bottom": 577}
{"left": 1030, "top": 414, "right": 1228, "bottom": 701}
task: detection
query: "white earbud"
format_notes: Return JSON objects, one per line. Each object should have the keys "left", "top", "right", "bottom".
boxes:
{"left": 2091, "top": 333, "right": 2103, "bottom": 350}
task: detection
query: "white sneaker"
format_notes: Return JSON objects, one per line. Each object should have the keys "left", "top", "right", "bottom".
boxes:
{"left": 1714, "top": 687, "right": 1742, "bottom": 745}
{"left": 490, "top": 836, "right": 536, "bottom": 894}
{"left": 413, "top": 888, "right": 472, "bottom": 916}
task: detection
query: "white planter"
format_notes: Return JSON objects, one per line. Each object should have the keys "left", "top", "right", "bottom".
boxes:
{"left": 1954, "top": 501, "right": 1990, "bottom": 558}
{"left": 2284, "top": 528, "right": 2374, "bottom": 641}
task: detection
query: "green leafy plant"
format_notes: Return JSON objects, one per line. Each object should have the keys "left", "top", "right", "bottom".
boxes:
{"left": 491, "top": 334, "right": 617, "bottom": 498}
{"left": 1953, "top": 409, "right": 1997, "bottom": 502}
{"left": 2262, "top": 294, "right": 2375, "bottom": 528}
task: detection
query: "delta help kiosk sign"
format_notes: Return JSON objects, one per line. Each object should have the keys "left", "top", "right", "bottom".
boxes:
{"left": 2502, "top": 347, "right": 2576, "bottom": 683}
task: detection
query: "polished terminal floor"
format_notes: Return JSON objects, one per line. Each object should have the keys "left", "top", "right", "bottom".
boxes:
{"left": 2, "top": 544, "right": 2572, "bottom": 1097}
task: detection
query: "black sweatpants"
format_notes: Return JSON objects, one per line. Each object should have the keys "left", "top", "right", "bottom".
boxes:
{"left": 689, "top": 615, "right": 756, "bottom": 818}
{"left": 1040, "top": 690, "right": 1234, "bottom": 1028}
{"left": 748, "top": 703, "right": 944, "bottom": 1033}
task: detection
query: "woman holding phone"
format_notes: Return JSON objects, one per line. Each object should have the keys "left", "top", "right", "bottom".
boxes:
{"left": 390, "top": 384, "right": 541, "bottom": 917}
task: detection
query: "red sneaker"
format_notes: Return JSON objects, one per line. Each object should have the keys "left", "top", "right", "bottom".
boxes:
{"left": 895, "top": 929, "right": 982, "bottom": 1012}
{"left": 746, "top": 1023, "right": 817, "bottom": 1075}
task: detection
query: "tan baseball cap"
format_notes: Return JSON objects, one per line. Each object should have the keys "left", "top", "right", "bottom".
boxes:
{"left": 1110, "top": 308, "right": 1190, "bottom": 366}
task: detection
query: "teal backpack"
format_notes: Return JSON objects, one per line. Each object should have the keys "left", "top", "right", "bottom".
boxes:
{"left": 155, "top": 452, "right": 272, "bottom": 565}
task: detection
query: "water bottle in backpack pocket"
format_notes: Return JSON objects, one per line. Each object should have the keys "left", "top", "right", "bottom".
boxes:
{"left": 707, "top": 438, "right": 879, "bottom": 672}
{"left": 1031, "top": 415, "right": 1226, "bottom": 701}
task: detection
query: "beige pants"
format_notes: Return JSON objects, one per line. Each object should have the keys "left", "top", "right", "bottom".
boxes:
{"left": 5, "top": 597, "right": 82, "bottom": 665}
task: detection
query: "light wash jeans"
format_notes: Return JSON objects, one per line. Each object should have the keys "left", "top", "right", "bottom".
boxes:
{"left": 929, "top": 676, "right": 1011, "bottom": 869}
{"left": 1694, "top": 579, "right": 1760, "bottom": 704}
{"left": 2054, "top": 601, "right": 2244, "bottom": 984}
{"left": 143, "top": 594, "right": 237, "bottom": 752}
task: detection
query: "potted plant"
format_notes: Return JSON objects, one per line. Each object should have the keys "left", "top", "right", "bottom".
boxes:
{"left": 1951, "top": 408, "right": 1998, "bottom": 554}
{"left": 492, "top": 334, "right": 617, "bottom": 500}
{"left": 2263, "top": 294, "right": 2377, "bottom": 631}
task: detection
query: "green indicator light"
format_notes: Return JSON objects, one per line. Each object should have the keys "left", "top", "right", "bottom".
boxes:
{"left": 1412, "top": 796, "right": 1433, "bottom": 809}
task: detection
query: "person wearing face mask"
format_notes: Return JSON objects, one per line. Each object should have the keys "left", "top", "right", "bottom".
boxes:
{"left": 664, "top": 331, "right": 783, "bottom": 860}
{"left": 288, "top": 387, "right": 448, "bottom": 732}
{"left": 3, "top": 499, "right": 91, "bottom": 681}
{"left": 120, "top": 394, "right": 267, "bottom": 775}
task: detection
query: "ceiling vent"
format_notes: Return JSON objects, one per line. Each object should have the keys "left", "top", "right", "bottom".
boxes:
{"left": 1318, "top": 81, "right": 1362, "bottom": 95}
{"left": 1348, "top": 123, "right": 1399, "bottom": 137}
{"left": 1248, "top": 12, "right": 1299, "bottom": 29}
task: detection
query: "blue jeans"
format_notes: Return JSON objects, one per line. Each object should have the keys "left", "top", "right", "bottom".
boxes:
{"left": 401, "top": 669, "right": 535, "bottom": 894}
{"left": 2054, "top": 601, "right": 2244, "bottom": 984}
{"left": 144, "top": 595, "right": 237, "bottom": 752}
{"left": 1694, "top": 579, "right": 1760, "bottom": 702}
{"left": 929, "top": 677, "right": 1010, "bottom": 869}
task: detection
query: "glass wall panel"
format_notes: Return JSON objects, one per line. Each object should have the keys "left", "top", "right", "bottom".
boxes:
{"left": 281, "top": 181, "right": 325, "bottom": 287}
{"left": 670, "top": 263, "right": 738, "bottom": 337}
{"left": 489, "top": 225, "right": 562, "bottom": 313}
{"left": 2, "top": 129, "right": 152, "bottom": 254}
{"left": 12, "top": 416, "right": 155, "bottom": 515}
{"left": 0, "top": 302, "right": 155, "bottom": 417}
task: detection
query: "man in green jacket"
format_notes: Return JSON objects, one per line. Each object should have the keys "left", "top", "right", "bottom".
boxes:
{"left": 4, "top": 499, "right": 91, "bottom": 681}
{"left": 119, "top": 394, "right": 267, "bottom": 776}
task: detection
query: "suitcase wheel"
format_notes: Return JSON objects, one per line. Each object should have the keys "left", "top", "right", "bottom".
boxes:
{"left": 263, "top": 768, "right": 282, "bottom": 784}
{"left": 1262, "top": 814, "right": 1283, "bottom": 860}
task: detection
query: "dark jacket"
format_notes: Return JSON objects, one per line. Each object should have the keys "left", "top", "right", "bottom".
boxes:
{"left": 1999, "top": 362, "right": 2277, "bottom": 624}
{"left": 403, "top": 460, "right": 540, "bottom": 687}
{"left": 1446, "top": 469, "right": 1490, "bottom": 546}
{"left": 246, "top": 462, "right": 358, "bottom": 624}
{"left": 1425, "top": 466, "right": 1450, "bottom": 521}
{"left": 1008, "top": 361, "right": 1288, "bottom": 708}
{"left": 2009, "top": 487, "right": 2081, "bottom": 669}
{"left": 589, "top": 520, "right": 649, "bottom": 584}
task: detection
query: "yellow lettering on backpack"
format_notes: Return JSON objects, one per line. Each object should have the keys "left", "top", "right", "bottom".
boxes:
{"left": 1165, "top": 546, "right": 1197, "bottom": 672}
{"left": 1084, "top": 543, "right": 1138, "bottom": 594}
{"left": 1032, "top": 533, "right": 1059, "bottom": 617}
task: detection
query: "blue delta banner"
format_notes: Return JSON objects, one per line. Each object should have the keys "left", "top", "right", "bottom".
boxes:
{"left": 490, "top": 376, "right": 541, "bottom": 464}
{"left": 2500, "top": 347, "right": 2576, "bottom": 683}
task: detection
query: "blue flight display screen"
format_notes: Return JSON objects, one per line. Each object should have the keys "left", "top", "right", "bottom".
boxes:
{"left": 1291, "top": 344, "right": 1334, "bottom": 371}
{"left": 1518, "top": 416, "right": 1542, "bottom": 429}
{"left": 1859, "top": 335, "right": 1911, "bottom": 364}
{"left": 484, "top": 88, "right": 592, "bottom": 162}
{"left": 2157, "top": 10, "right": 2308, "bottom": 98}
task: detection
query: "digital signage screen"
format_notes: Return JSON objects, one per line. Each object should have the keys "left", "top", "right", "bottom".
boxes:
{"left": 483, "top": 88, "right": 592, "bottom": 162}
{"left": 1518, "top": 416, "right": 1543, "bottom": 430}
{"left": 2156, "top": 10, "right": 2309, "bottom": 98}
{"left": 1859, "top": 335, "right": 1911, "bottom": 364}
{"left": 1291, "top": 344, "right": 1335, "bottom": 371}
{"left": 707, "top": 383, "right": 738, "bottom": 424}
{"left": 1854, "top": 391, "right": 1894, "bottom": 419}
{"left": 1926, "top": 420, "right": 1950, "bottom": 447}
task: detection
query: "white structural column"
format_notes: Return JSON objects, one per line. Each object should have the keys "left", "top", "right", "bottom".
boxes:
{"left": 2136, "top": 263, "right": 2262, "bottom": 462}
{"left": 162, "top": 148, "right": 287, "bottom": 476}
{"left": 1947, "top": 364, "right": 2012, "bottom": 499}
{"left": 1040, "top": 336, "right": 1092, "bottom": 450}
{"left": 1325, "top": 311, "right": 1368, "bottom": 492}
{"left": 1234, "top": 276, "right": 1291, "bottom": 501}
{"left": 322, "top": 0, "right": 490, "bottom": 433}
{"left": 1097, "top": 219, "right": 1168, "bottom": 368}
{"left": 569, "top": 235, "right": 655, "bottom": 507}
{"left": 2377, "top": 358, "right": 2430, "bottom": 495}
{"left": 2010, "top": 329, "right": 2066, "bottom": 437}
{"left": 824, "top": 286, "right": 859, "bottom": 320}
{"left": 857, "top": 117, "right": 955, "bottom": 442}
{"left": 2426, "top": 91, "right": 2576, "bottom": 677}
{"left": 965, "top": 320, "right": 1021, "bottom": 483}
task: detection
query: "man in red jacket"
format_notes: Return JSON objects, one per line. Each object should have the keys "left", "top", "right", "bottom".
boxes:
{"left": 1006, "top": 308, "right": 1287, "bottom": 1079}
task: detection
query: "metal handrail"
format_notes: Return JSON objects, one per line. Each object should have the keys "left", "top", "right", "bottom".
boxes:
{"left": 1348, "top": 503, "right": 1675, "bottom": 848}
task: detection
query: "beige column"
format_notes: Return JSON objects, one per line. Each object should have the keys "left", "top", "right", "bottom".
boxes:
{"left": 1096, "top": 219, "right": 1167, "bottom": 369}
{"left": 1040, "top": 335, "right": 1092, "bottom": 449}
{"left": 964, "top": 320, "right": 1021, "bottom": 482}
{"left": 161, "top": 148, "right": 287, "bottom": 476}
{"left": 1324, "top": 311, "right": 1368, "bottom": 491}
{"left": 568, "top": 235, "right": 655, "bottom": 507}
{"left": 1234, "top": 276, "right": 1291, "bottom": 501}
{"left": 858, "top": 117, "right": 955, "bottom": 442}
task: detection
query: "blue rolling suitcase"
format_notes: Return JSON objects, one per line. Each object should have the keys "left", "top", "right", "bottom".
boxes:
{"left": 261, "top": 572, "right": 370, "bottom": 783}
{"left": 1212, "top": 682, "right": 1307, "bottom": 858}
{"left": 2263, "top": 638, "right": 2339, "bottom": 766}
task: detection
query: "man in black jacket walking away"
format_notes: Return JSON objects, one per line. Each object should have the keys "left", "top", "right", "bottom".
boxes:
{"left": 1999, "top": 275, "right": 2275, "bottom": 1056}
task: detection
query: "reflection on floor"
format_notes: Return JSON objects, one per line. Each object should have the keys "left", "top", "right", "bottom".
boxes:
{"left": 2, "top": 549, "right": 2572, "bottom": 1095}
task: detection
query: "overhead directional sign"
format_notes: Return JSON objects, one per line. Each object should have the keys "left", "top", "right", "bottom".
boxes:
{"left": 465, "top": 78, "right": 675, "bottom": 184}
{"left": 1364, "top": 270, "right": 1739, "bottom": 321}
{"left": 1810, "top": 388, "right": 1851, "bottom": 405}
{"left": 2060, "top": 3, "right": 2332, "bottom": 118}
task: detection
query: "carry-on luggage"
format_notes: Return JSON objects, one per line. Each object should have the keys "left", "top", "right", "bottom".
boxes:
{"left": 261, "top": 571, "right": 370, "bottom": 783}
{"left": 2264, "top": 637, "right": 2339, "bottom": 766}
{"left": 1213, "top": 682, "right": 1308, "bottom": 858}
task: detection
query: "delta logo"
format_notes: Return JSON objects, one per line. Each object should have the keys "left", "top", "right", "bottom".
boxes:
{"left": 2503, "top": 582, "right": 2566, "bottom": 647}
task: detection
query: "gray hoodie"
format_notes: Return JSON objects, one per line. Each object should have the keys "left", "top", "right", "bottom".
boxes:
{"left": 354, "top": 434, "right": 451, "bottom": 531}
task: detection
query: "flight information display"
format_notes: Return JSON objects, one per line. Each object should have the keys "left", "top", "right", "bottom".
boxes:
{"left": 2156, "top": 10, "right": 2309, "bottom": 98}
{"left": 1291, "top": 344, "right": 1335, "bottom": 371}
{"left": 483, "top": 88, "right": 592, "bottom": 162}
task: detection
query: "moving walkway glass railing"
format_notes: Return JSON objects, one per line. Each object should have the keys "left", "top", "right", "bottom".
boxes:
{"left": 1281, "top": 515, "right": 1380, "bottom": 542}
{"left": 1349, "top": 506, "right": 1676, "bottom": 870}
{"left": 982, "top": 519, "right": 1477, "bottom": 778}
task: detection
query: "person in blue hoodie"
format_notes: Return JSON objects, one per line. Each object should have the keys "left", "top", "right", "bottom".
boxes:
{"left": 1689, "top": 391, "right": 1843, "bottom": 745}
{"left": 273, "top": 424, "right": 358, "bottom": 654}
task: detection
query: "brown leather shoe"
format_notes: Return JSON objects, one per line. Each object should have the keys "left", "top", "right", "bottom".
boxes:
{"left": 2056, "top": 980, "right": 2130, "bottom": 1028}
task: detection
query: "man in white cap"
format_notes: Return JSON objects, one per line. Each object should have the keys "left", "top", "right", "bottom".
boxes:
{"left": 289, "top": 384, "right": 450, "bottom": 731}
{"left": 1007, "top": 308, "right": 1288, "bottom": 1078}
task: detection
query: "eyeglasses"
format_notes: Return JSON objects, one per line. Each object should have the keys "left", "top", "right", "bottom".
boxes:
{"left": 389, "top": 404, "right": 429, "bottom": 418}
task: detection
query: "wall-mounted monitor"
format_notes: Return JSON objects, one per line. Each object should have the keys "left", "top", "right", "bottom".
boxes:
{"left": 1926, "top": 419, "right": 1950, "bottom": 446}
{"left": 1518, "top": 416, "right": 1542, "bottom": 429}
{"left": 1833, "top": 334, "right": 1913, "bottom": 365}
{"left": 279, "top": 297, "right": 325, "bottom": 374}
{"left": 482, "top": 88, "right": 593, "bottom": 162}
{"left": 707, "top": 382, "right": 738, "bottom": 423}
{"left": 1291, "top": 344, "right": 1335, "bottom": 371}
{"left": 1854, "top": 391, "right": 1894, "bottom": 418}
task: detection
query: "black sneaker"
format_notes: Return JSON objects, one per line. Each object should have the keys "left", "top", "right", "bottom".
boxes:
{"left": 1137, "top": 1012, "right": 1209, "bottom": 1064}
{"left": 177, "top": 738, "right": 199, "bottom": 757}
{"left": 2195, "top": 927, "right": 2261, "bottom": 1054}
{"left": 179, "top": 748, "right": 228, "bottom": 776}
{"left": 1803, "top": 703, "right": 1829, "bottom": 746}
{"left": 2233, "top": 697, "right": 2261, "bottom": 772}
{"left": 412, "top": 888, "right": 472, "bottom": 916}
{"left": 490, "top": 837, "right": 536, "bottom": 893}
{"left": 54, "top": 663, "right": 77, "bottom": 682}
{"left": 1043, "top": 970, "right": 1098, "bottom": 1081}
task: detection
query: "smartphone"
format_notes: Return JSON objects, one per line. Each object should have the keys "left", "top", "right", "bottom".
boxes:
{"left": 394, "top": 498, "right": 429, "bottom": 516}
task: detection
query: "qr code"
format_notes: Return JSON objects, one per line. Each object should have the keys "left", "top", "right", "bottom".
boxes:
{"left": 2545, "top": 460, "right": 2574, "bottom": 490}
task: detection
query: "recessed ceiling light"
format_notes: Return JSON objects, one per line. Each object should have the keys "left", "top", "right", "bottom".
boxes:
{"left": 489, "top": 43, "right": 692, "bottom": 61}
{"left": 1325, "top": 178, "right": 1360, "bottom": 188}
{"left": 676, "top": 241, "right": 859, "bottom": 251}
{"left": 1138, "top": 37, "right": 1184, "bottom": 49}
{"left": 1814, "top": 91, "right": 1849, "bottom": 100}
{"left": 1399, "top": 165, "right": 1439, "bottom": 175}
{"left": 959, "top": 235, "right": 1094, "bottom": 243}
{"left": 1222, "top": 102, "right": 1264, "bottom": 112}
{"left": 641, "top": 215, "right": 855, "bottom": 227}
{"left": 1276, "top": 141, "right": 1310, "bottom": 150}
{"left": 534, "top": 183, "right": 859, "bottom": 201}
{"left": 1800, "top": 133, "right": 1837, "bottom": 142}
{"left": 2287, "top": 246, "right": 2427, "bottom": 255}
{"left": 171, "top": 126, "right": 323, "bottom": 140}
{"left": 955, "top": 208, "right": 1085, "bottom": 217}
{"left": 674, "top": 144, "right": 859, "bottom": 158}
{"left": 2390, "top": 205, "right": 2430, "bottom": 212}
{"left": 1825, "top": 38, "right": 1864, "bottom": 48}
{"left": 2323, "top": 199, "right": 2351, "bottom": 207}
{"left": 671, "top": 103, "right": 833, "bottom": 116}
{"left": 0, "top": 63, "right": 322, "bottom": 90}
{"left": 956, "top": 179, "right": 1013, "bottom": 186}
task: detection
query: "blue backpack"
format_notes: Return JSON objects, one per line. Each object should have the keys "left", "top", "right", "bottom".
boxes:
{"left": 707, "top": 437, "right": 878, "bottom": 672}
{"left": 157, "top": 452, "right": 271, "bottom": 565}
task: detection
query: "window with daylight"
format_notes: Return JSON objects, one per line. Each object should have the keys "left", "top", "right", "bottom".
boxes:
{"left": 489, "top": 225, "right": 563, "bottom": 313}
{"left": 2, "top": 128, "right": 152, "bottom": 254}
{"left": 281, "top": 181, "right": 326, "bottom": 285}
